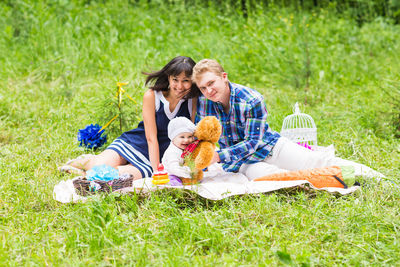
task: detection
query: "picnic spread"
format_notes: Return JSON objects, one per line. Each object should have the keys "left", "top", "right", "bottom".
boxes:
{"left": 53, "top": 162, "right": 374, "bottom": 203}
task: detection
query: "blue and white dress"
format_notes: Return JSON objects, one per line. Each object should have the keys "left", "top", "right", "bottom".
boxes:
{"left": 107, "top": 90, "right": 193, "bottom": 178}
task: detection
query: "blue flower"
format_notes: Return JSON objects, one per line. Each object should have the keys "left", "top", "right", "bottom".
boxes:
{"left": 77, "top": 124, "right": 107, "bottom": 149}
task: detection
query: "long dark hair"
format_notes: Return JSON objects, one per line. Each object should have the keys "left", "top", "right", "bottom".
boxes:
{"left": 143, "top": 56, "right": 200, "bottom": 99}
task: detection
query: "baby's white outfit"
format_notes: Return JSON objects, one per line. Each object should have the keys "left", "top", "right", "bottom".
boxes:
{"left": 161, "top": 143, "right": 192, "bottom": 178}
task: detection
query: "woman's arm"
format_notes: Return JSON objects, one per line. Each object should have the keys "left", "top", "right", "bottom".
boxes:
{"left": 191, "top": 97, "right": 198, "bottom": 123}
{"left": 143, "top": 90, "right": 159, "bottom": 172}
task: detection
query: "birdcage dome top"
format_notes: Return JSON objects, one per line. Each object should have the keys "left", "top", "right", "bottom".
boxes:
{"left": 280, "top": 103, "right": 317, "bottom": 145}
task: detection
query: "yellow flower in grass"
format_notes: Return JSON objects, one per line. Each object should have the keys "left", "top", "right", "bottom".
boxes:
{"left": 117, "top": 82, "right": 129, "bottom": 87}
{"left": 115, "top": 81, "right": 137, "bottom": 105}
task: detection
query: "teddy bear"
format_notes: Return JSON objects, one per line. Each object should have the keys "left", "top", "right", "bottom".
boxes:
{"left": 181, "top": 116, "right": 222, "bottom": 185}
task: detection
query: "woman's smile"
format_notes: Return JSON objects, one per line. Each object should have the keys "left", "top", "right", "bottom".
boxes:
{"left": 168, "top": 72, "right": 192, "bottom": 99}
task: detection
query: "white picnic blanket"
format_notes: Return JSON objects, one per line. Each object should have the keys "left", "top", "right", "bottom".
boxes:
{"left": 54, "top": 144, "right": 387, "bottom": 203}
{"left": 53, "top": 169, "right": 360, "bottom": 203}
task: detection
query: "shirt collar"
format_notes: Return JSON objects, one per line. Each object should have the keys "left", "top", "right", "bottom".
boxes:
{"left": 229, "top": 82, "right": 236, "bottom": 104}
{"left": 223, "top": 82, "right": 236, "bottom": 116}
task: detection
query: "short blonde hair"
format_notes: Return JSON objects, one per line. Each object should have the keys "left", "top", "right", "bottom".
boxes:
{"left": 192, "top": 59, "right": 225, "bottom": 82}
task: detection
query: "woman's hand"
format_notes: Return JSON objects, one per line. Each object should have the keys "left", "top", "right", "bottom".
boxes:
{"left": 191, "top": 96, "right": 198, "bottom": 122}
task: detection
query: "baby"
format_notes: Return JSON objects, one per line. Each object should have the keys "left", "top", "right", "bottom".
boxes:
{"left": 162, "top": 117, "right": 196, "bottom": 184}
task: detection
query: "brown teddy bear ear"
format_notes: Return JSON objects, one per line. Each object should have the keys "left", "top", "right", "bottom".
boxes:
{"left": 195, "top": 116, "right": 222, "bottom": 143}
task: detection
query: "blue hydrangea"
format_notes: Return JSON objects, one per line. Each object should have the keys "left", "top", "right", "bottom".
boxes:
{"left": 77, "top": 124, "right": 107, "bottom": 149}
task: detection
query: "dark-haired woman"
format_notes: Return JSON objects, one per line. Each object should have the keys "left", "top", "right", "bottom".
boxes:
{"left": 62, "top": 56, "right": 199, "bottom": 179}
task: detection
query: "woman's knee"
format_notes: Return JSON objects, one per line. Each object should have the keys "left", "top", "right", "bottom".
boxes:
{"left": 117, "top": 165, "right": 143, "bottom": 180}
{"left": 87, "top": 149, "right": 127, "bottom": 170}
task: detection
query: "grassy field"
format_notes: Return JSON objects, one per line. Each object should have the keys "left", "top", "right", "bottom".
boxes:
{"left": 1, "top": 0, "right": 400, "bottom": 265}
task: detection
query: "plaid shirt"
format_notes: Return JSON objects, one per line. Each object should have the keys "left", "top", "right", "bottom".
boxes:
{"left": 196, "top": 82, "right": 281, "bottom": 172}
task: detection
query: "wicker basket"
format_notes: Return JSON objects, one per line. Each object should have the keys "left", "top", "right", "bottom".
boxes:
{"left": 73, "top": 175, "right": 134, "bottom": 196}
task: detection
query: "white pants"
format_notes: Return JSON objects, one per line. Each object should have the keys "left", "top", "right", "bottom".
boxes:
{"left": 239, "top": 137, "right": 383, "bottom": 180}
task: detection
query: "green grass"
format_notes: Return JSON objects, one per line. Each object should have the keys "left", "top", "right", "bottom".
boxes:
{"left": 1, "top": 0, "right": 400, "bottom": 265}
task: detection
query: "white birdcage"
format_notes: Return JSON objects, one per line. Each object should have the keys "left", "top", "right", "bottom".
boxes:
{"left": 280, "top": 102, "right": 317, "bottom": 146}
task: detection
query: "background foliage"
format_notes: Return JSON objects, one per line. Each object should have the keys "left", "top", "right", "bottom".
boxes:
{"left": 1, "top": 0, "right": 399, "bottom": 265}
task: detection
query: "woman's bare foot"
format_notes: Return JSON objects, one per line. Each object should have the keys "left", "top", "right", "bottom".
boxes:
{"left": 58, "top": 154, "right": 93, "bottom": 175}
